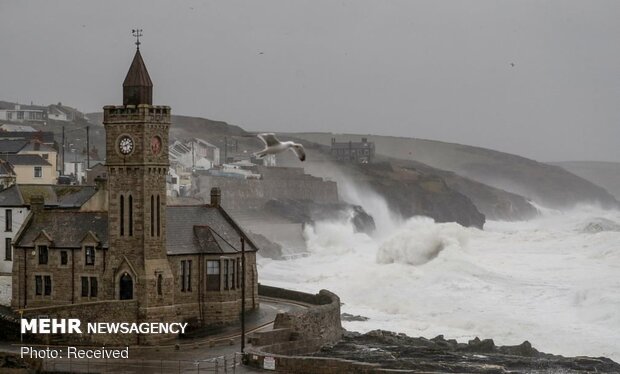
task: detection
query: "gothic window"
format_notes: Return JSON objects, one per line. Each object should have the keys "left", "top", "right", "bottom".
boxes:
{"left": 81, "top": 277, "right": 89, "bottom": 297}
{"left": 150, "top": 195, "right": 155, "bottom": 237}
{"left": 180, "top": 260, "right": 192, "bottom": 292}
{"left": 230, "top": 259, "right": 235, "bottom": 290}
{"left": 119, "top": 273, "right": 133, "bottom": 300}
{"left": 90, "top": 277, "right": 98, "bottom": 297}
{"left": 120, "top": 195, "right": 125, "bottom": 236}
{"left": 206, "top": 260, "right": 220, "bottom": 291}
{"left": 157, "top": 274, "right": 163, "bottom": 296}
{"left": 85, "top": 246, "right": 95, "bottom": 266}
{"left": 60, "top": 251, "right": 67, "bottom": 265}
{"left": 38, "top": 245, "right": 48, "bottom": 265}
{"left": 128, "top": 195, "right": 133, "bottom": 236}
{"left": 156, "top": 195, "right": 161, "bottom": 237}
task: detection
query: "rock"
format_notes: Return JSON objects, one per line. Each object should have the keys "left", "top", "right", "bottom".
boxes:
{"left": 341, "top": 313, "right": 369, "bottom": 322}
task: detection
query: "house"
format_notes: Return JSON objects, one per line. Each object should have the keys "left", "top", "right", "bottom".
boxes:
{"left": 330, "top": 137, "right": 375, "bottom": 163}
{"left": 3, "top": 154, "right": 55, "bottom": 184}
{"left": 0, "top": 102, "right": 47, "bottom": 123}
{"left": 11, "top": 44, "right": 259, "bottom": 345}
{"left": 0, "top": 124, "right": 37, "bottom": 132}
{"left": 0, "top": 183, "right": 102, "bottom": 305}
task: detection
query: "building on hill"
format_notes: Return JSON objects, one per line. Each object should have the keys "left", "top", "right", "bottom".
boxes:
{"left": 0, "top": 131, "right": 55, "bottom": 146}
{"left": 0, "top": 102, "right": 47, "bottom": 123}
{"left": 0, "top": 183, "right": 103, "bottom": 306}
{"left": 10, "top": 44, "right": 259, "bottom": 344}
{"left": 330, "top": 137, "right": 375, "bottom": 163}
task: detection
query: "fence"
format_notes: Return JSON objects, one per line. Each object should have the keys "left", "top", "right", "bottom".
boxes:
{"left": 40, "top": 353, "right": 245, "bottom": 373}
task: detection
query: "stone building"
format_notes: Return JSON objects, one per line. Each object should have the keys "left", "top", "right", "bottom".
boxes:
{"left": 330, "top": 137, "right": 375, "bottom": 163}
{"left": 11, "top": 45, "right": 259, "bottom": 345}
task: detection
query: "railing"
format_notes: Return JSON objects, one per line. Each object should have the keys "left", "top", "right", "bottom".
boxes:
{"left": 40, "top": 352, "right": 245, "bottom": 373}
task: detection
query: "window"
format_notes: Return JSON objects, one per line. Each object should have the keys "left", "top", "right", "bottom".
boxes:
{"left": 34, "top": 167, "right": 42, "bottom": 178}
{"left": 230, "top": 259, "right": 235, "bottom": 290}
{"left": 223, "top": 259, "right": 229, "bottom": 290}
{"left": 81, "top": 277, "right": 97, "bottom": 298}
{"left": 85, "top": 246, "right": 95, "bottom": 266}
{"left": 4, "top": 238, "right": 11, "bottom": 261}
{"left": 81, "top": 277, "right": 89, "bottom": 297}
{"left": 150, "top": 195, "right": 155, "bottom": 236}
{"left": 237, "top": 259, "right": 241, "bottom": 289}
{"left": 5, "top": 209, "right": 12, "bottom": 231}
{"left": 6, "top": 112, "right": 12, "bottom": 120}
{"left": 180, "top": 260, "right": 192, "bottom": 292}
{"left": 44, "top": 275, "right": 51, "bottom": 296}
{"left": 17, "top": 111, "right": 24, "bottom": 120}
{"left": 38, "top": 245, "right": 48, "bottom": 265}
{"left": 35, "top": 275, "right": 42, "bottom": 295}
{"left": 128, "top": 195, "right": 133, "bottom": 236}
{"left": 156, "top": 195, "right": 161, "bottom": 237}
{"left": 157, "top": 274, "right": 163, "bottom": 296}
{"left": 120, "top": 195, "right": 124, "bottom": 236}
{"left": 90, "top": 277, "right": 97, "bottom": 297}
{"left": 206, "top": 260, "right": 220, "bottom": 291}
{"left": 60, "top": 251, "right": 67, "bottom": 265}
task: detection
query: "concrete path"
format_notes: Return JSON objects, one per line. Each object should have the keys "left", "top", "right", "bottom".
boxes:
{"left": 1, "top": 297, "right": 308, "bottom": 373}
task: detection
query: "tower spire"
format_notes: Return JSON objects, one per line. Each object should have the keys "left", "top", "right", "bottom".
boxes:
{"left": 123, "top": 30, "right": 153, "bottom": 106}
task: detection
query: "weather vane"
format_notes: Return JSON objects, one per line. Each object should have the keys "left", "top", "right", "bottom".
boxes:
{"left": 132, "top": 28, "right": 143, "bottom": 49}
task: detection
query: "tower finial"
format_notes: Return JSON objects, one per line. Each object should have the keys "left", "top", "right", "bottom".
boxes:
{"left": 132, "top": 28, "right": 143, "bottom": 49}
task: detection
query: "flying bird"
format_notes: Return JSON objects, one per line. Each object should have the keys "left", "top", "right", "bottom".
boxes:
{"left": 254, "top": 133, "right": 306, "bottom": 161}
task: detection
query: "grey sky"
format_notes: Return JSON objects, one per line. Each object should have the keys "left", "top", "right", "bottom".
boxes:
{"left": 1, "top": 0, "right": 619, "bottom": 162}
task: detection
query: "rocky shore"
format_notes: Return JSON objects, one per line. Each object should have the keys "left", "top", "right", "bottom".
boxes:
{"left": 314, "top": 330, "right": 620, "bottom": 373}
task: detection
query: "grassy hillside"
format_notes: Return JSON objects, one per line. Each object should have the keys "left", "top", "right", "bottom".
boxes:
{"left": 552, "top": 161, "right": 620, "bottom": 201}
{"left": 289, "top": 132, "right": 619, "bottom": 209}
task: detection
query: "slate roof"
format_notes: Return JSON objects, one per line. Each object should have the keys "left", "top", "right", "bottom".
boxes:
{"left": 166, "top": 205, "right": 259, "bottom": 255}
{"left": 15, "top": 211, "right": 108, "bottom": 249}
{"left": 20, "top": 142, "right": 56, "bottom": 153}
{"left": 0, "top": 184, "right": 97, "bottom": 208}
{"left": 4, "top": 154, "right": 51, "bottom": 166}
{"left": 0, "top": 139, "right": 28, "bottom": 153}
{"left": 123, "top": 49, "right": 153, "bottom": 87}
{"left": 0, "top": 185, "right": 22, "bottom": 206}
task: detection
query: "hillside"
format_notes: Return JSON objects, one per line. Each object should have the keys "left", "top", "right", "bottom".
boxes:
{"left": 288, "top": 133, "right": 619, "bottom": 210}
{"left": 552, "top": 161, "right": 620, "bottom": 201}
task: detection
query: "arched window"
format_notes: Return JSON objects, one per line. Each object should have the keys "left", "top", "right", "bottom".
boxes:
{"left": 119, "top": 273, "right": 133, "bottom": 300}
{"left": 156, "top": 194, "right": 161, "bottom": 237}
{"left": 150, "top": 195, "right": 155, "bottom": 237}
{"left": 157, "top": 274, "right": 163, "bottom": 296}
{"left": 119, "top": 195, "right": 125, "bottom": 236}
{"left": 128, "top": 195, "right": 133, "bottom": 236}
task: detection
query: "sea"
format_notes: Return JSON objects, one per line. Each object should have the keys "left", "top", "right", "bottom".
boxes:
{"left": 258, "top": 184, "right": 620, "bottom": 362}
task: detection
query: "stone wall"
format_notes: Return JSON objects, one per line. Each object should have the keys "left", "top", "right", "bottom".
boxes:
{"left": 246, "top": 286, "right": 412, "bottom": 373}
{"left": 193, "top": 169, "right": 338, "bottom": 210}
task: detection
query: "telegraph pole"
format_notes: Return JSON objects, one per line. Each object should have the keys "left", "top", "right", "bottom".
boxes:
{"left": 241, "top": 237, "right": 246, "bottom": 353}
{"left": 86, "top": 126, "right": 90, "bottom": 169}
{"left": 61, "top": 126, "right": 65, "bottom": 175}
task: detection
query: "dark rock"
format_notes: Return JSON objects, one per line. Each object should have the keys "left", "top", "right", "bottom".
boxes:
{"left": 265, "top": 199, "right": 376, "bottom": 234}
{"left": 341, "top": 313, "right": 369, "bottom": 322}
{"left": 312, "top": 330, "right": 620, "bottom": 373}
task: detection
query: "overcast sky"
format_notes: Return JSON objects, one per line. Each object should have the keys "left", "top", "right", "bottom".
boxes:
{"left": 1, "top": 0, "right": 619, "bottom": 162}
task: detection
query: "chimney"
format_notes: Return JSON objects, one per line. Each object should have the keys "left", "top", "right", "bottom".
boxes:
{"left": 30, "top": 195, "right": 45, "bottom": 213}
{"left": 210, "top": 187, "right": 221, "bottom": 207}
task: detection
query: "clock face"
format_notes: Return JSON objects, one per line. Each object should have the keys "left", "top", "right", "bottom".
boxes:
{"left": 151, "top": 136, "right": 162, "bottom": 155}
{"left": 118, "top": 136, "right": 134, "bottom": 155}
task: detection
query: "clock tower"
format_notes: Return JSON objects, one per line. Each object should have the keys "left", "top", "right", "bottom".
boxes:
{"left": 103, "top": 44, "right": 175, "bottom": 325}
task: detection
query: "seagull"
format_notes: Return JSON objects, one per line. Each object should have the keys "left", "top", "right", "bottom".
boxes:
{"left": 254, "top": 133, "right": 306, "bottom": 161}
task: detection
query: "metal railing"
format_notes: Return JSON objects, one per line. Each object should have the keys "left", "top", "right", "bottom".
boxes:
{"left": 40, "top": 352, "right": 245, "bottom": 373}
